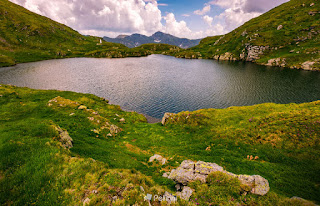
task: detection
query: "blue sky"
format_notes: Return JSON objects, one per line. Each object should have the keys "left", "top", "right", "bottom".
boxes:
{"left": 9, "top": 0, "right": 289, "bottom": 39}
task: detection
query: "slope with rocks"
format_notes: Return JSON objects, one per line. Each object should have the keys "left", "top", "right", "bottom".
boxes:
{"left": 178, "top": 0, "right": 320, "bottom": 70}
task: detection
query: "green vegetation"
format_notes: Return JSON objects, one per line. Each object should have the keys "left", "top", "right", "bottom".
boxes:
{"left": 176, "top": 0, "right": 320, "bottom": 70}
{"left": 0, "top": 84, "right": 319, "bottom": 205}
{"left": 0, "top": 0, "right": 180, "bottom": 67}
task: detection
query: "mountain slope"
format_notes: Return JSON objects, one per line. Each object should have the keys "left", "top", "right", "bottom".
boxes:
{"left": 179, "top": 0, "right": 320, "bottom": 70}
{"left": 0, "top": 0, "right": 160, "bottom": 67}
{"left": 103, "top": 31, "right": 201, "bottom": 49}
{"left": 0, "top": 84, "right": 319, "bottom": 205}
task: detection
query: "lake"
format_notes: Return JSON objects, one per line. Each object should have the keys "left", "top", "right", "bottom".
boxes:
{"left": 0, "top": 55, "right": 320, "bottom": 120}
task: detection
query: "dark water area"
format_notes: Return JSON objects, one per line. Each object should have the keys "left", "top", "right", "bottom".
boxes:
{"left": 0, "top": 55, "right": 319, "bottom": 119}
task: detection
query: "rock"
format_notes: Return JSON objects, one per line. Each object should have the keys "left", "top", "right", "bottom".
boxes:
{"left": 92, "top": 190, "right": 98, "bottom": 194}
{"left": 195, "top": 161, "right": 224, "bottom": 175}
{"left": 78, "top": 105, "right": 87, "bottom": 110}
{"left": 277, "top": 25, "right": 283, "bottom": 30}
{"left": 119, "top": 118, "right": 125, "bottom": 123}
{"left": 163, "top": 191, "right": 177, "bottom": 204}
{"left": 176, "top": 186, "right": 193, "bottom": 201}
{"left": 301, "top": 61, "right": 316, "bottom": 70}
{"left": 83, "top": 198, "right": 90, "bottom": 206}
{"left": 175, "top": 183, "right": 182, "bottom": 191}
{"left": 140, "top": 186, "right": 145, "bottom": 192}
{"left": 112, "top": 196, "right": 118, "bottom": 201}
{"left": 246, "top": 45, "right": 268, "bottom": 61}
{"left": 241, "top": 30, "right": 248, "bottom": 36}
{"left": 291, "top": 196, "right": 318, "bottom": 205}
{"left": 266, "top": 58, "right": 287, "bottom": 67}
{"left": 54, "top": 125, "right": 73, "bottom": 149}
{"left": 310, "top": 3, "right": 315, "bottom": 6}
{"left": 149, "top": 154, "right": 167, "bottom": 165}
{"left": 167, "top": 160, "right": 270, "bottom": 195}
{"left": 161, "top": 113, "right": 176, "bottom": 125}
{"left": 109, "top": 124, "right": 122, "bottom": 135}
{"left": 162, "top": 172, "right": 169, "bottom": 178}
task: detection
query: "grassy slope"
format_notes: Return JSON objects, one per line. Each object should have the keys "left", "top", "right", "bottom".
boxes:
{"left": 0, "top": 85, "right": 319, "bottom": 205}
{"left": 179, "top": 0, "right": 320, "bottom": 70}
{"left": 0, "top": 0, "right": 179, "bottom": 67}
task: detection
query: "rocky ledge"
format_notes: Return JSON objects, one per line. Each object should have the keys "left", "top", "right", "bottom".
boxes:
{"left": 166, "top": 160, "right": 270, "bottom": 196}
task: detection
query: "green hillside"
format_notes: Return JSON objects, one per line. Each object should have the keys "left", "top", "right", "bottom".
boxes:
{"left": 178, "top": 0, "right": 320, "bottom": 70}
{"left": 0, "top": 84, "right": 319, "bottom": 205}
{"left": 0, "top": 0, "right": 181, "bottom": 67}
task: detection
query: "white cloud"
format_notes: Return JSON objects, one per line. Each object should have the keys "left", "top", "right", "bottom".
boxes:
{"left": 10, "top": 0, "right": 163, "bottom": 37}
{"left": 194, "top": 5, "right": 211, "bottom": 15}
{"left": 208, "top": 0, "right": 289, "bottom": 34}
{"left": 203, "top": 15, "right": 213, "bottom": 26}
{"left": 163, "top": 13, "right": 192, "bottom": 38}
{"left": 182, "top": 14, "right": 190, "bottom": 17}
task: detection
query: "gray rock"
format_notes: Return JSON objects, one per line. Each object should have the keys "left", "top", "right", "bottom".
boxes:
{"left": 119, "top": 118, "right": 125, "bottom": 123}
{"left": 161, "top": 113, "right": 176, "bottom": 125}
{"left": 167, "top": 160, "right": 270, "bottom": 196}
{"left": 149, "top": 154, "right": 167, "bottom": 165}
{"left": 277, "top": 25, "right": 283, "bottom": 30}
{"left": 177, "top": 186, "right": 193, "bottom": 201}
{"left": 109, "top": 124, "right": 122, "bottom": 135}
{"left": 54, "top": 125, "right": 73, "bottom": 149}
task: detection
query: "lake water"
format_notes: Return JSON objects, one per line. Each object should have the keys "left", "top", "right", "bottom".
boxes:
{"left": 0, "top": 55, "right": 320, "bottom": 120}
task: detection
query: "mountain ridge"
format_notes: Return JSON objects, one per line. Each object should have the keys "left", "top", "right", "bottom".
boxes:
{"left": 103, "top": 31, "right": 201, "bottom": 49}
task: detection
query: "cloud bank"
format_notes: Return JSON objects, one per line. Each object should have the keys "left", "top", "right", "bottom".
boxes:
{"left": 10, "top": 0, "right": 289, "bottom": 39}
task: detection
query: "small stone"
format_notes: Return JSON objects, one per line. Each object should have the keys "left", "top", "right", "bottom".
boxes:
{"left": 112, "top": 196, "right": 118, "bottom": 201}
{"left": 161, "top": 113, "right": 176, "bottom": 125}
{"left": 310, "top": 3, "right": 314, "bottom": 6}
{"left": 78, "top": 105, "right": 87, "bottom": 110}
{"left": 92, "top": 190, "right": 98, "bottom": 194}
{"left": 107, "top": 133, "right": 112, "bottom": 137}
{"left": 83, "top": 198, "right": 90, "bottom": 206}
{"left": 119, "top": 118, "right": 125, "bottom": 123}
{"left": 149, "top": 154, "right": 167, "bottom": 165}
{"left": 277, "top": 25, "right": 283, "bottom": 30}
{"left": 140, "top": 186, "right": 145, "bottom": 192}
{"left": 110, "top": 124, "right": 122, "bottom": 135}
{"left": 162, "top": 172, "right": 169, "bottom": 178}
{"left": 69, "top": 113, "right": 75, "bottom": 116}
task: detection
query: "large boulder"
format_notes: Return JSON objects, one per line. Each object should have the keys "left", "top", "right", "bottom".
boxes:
{"left": 167, "top": 160, "right": 270, "bottom": 196}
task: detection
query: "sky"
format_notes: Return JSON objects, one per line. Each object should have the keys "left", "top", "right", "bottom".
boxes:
{"left": 9, "top": 0, "right": 289, "bottom": 39}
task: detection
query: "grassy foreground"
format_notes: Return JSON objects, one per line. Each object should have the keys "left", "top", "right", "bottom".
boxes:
{"left": 0, "top": 84, "right": 319, "bottom": 205}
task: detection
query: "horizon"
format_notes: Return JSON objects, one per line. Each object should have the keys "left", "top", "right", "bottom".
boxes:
{"left": 9, "top": 0, "right": 289, "bottom": 39}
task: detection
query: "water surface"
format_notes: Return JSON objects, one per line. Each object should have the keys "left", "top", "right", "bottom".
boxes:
{"left": 0, "top": 55, "right": 319, "bottom": 119}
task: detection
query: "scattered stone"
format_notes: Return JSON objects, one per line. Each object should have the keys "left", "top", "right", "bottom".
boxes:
{"left": 78, "top": 105, "right": 87, "bottom": 110}
{"left": 69, "top": 113, "right": 75, "bottom": 116}
{"left": 54, "top": 125, "right": 73, "bottom": 149}
{"left": 167, "top": 160, "right": 270, "bottom": 196}
{"left": 162, "top": 172, "right": 169, "bottom": 178}
{"left": 119, "top": 118, "right": 125, "bottom": 123}
{"left": 107, "top": 133, "right": 112, "bottom": 137}
{"left": 301, "top": 61, "right": 316, "bottom": 70}
{"left": 205, "top": 146, "right": 211, "bottom": 151}
{"left": 266, "top": 58, "right": 287, "bottom": 67}
{"left": 241, "top": 30, "right": 248, "bottom": 36}
{"left": 290, "top": 50, "right": 295, "bottom": 53}
{"left": 177, "top": 186, "right": 193, "bottom": 201}
{"left": 83, "top": 197, "right": 90, "bottom": 206}
{"left": 161, "top": 113, "right": 176, "bottom": 125}
{"left": 109, "top": 124, "right": 122, "bottom": 135}
{"left": 310, "top": 3, "right": 315, "bottom": 7}
{"left": 277, "top": 25, "right": 283, "bottom": 30}
{"left": 92, "top": 190, "right": 98, "bottom": 194}
{"left": 149, "top": 154, "right": 167, "bottom": 165}
{"left": 140, "top": 186, "right": 145, "bottom": 192}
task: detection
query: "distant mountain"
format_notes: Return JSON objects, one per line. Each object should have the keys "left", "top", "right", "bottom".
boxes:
{"left": 103, "top": 32, "right": 201, "bottom": 49}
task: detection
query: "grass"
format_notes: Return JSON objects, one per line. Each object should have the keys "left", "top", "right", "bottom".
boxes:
{"left": 176, "top": 0, "right": 320, "bottom": 70}
{"left": 0, "top": 84, "right": 319, "bottom": 205}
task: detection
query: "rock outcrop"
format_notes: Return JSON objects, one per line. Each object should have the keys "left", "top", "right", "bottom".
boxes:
{"left": 161, "top": 113, "right": 176, "bottom": 125}
{"left": 149, "top": 154, "right": 167, "bottom": 165}
{"left": 245, "top": 45, "right": 269, "bottom": 62}
{"left": 176, "top": 186, "right": 193, "bottom": 201}
{"left": 54, "top": 125, "right": 73, "bottom": 149}
{"left": 167, "top": 160, "right": 270, "bottom": 196}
